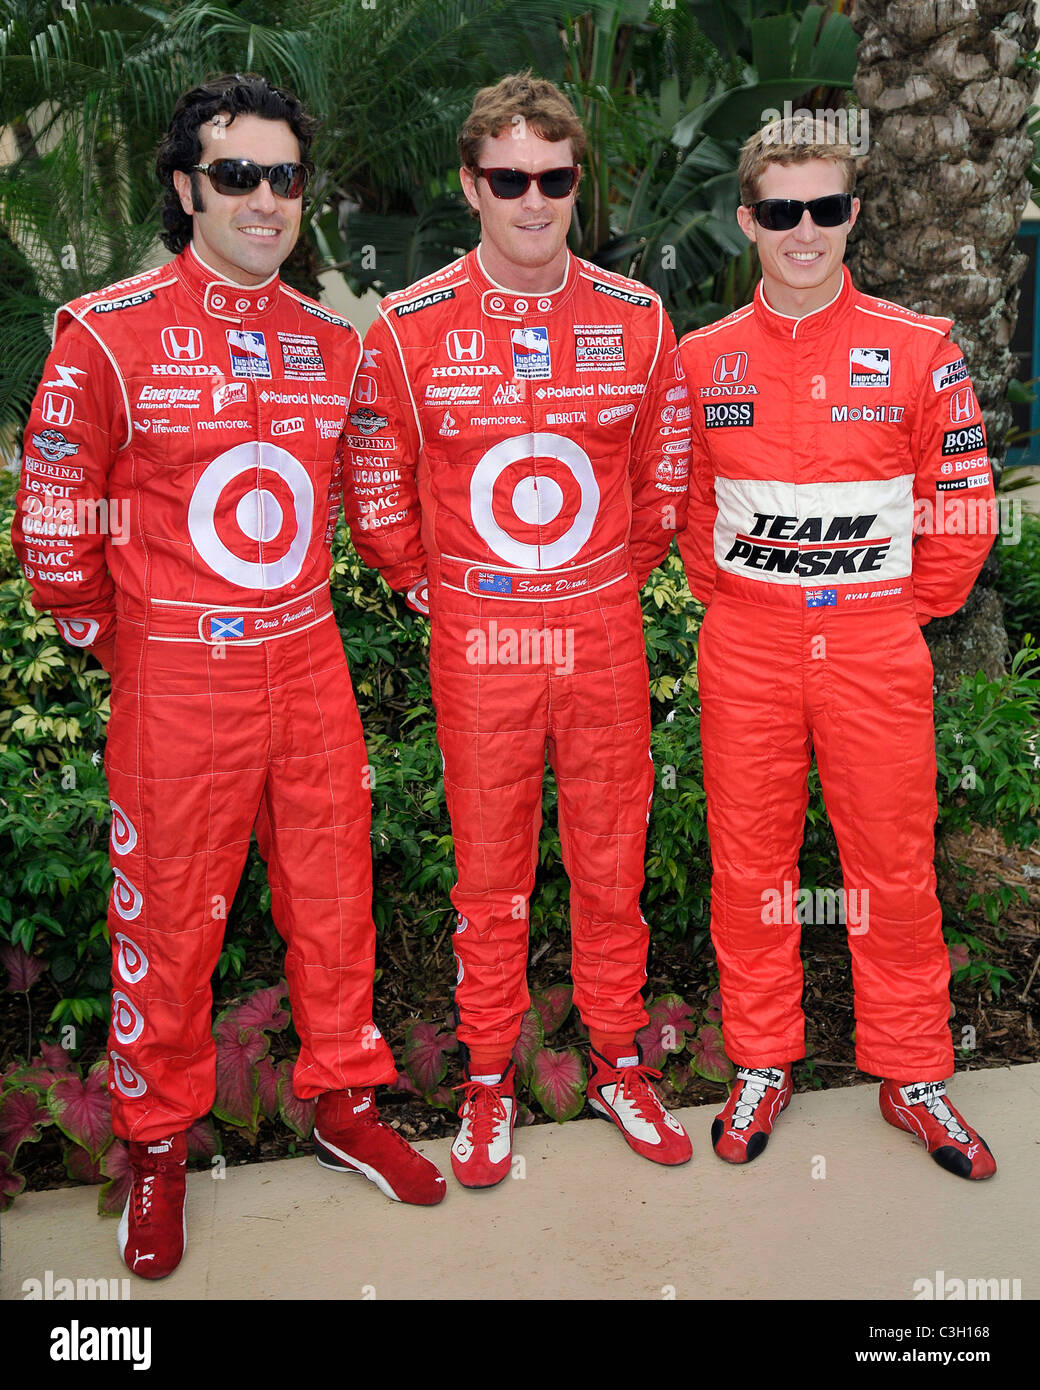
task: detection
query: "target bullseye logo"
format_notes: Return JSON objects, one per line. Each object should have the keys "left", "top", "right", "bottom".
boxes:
{"left": 110, "top": 1051, "right": 147, "bottom": 1097}
{"left": 115, "top": 932, "right": 149, "bottom": 985}
{"left": 470, "top": 432, "right": 599, "bottom": 568}
{"left": 112, "top": 867, "right": 143, "bottom": 922}
{"left": 188, "top": 442, "right": 314, "bottom": 587}
{"left": 56, "top": 617, "right": 99, "bottom": 648}
{"left": 110, "top": 800, "right": 137, "bottom": 855}
{"left": 112, "top": 990, "right": 144, "bottom": 1045}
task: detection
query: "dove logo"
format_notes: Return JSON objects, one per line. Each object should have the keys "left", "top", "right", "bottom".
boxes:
{"left": 510, "top": 326, "right": 552, "bottom": 380}
{"left": 110, "top": 1051, "right": 147, "bottom": 1097}
{"left": 112, "top": 867, "right": 143, "bottom": 922}
{"left": 115, "top": 932, "right": 149, "bottom": 985}
{"left": 112, "top": 991, "right": 144, "bottom": 1045}
{"left": 109, "top": 800, "right": 137, "bottom": 855}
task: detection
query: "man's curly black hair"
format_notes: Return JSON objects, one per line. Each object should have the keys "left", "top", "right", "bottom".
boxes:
{"left": 155, "top": 73, "right": 319, "bottom": 254}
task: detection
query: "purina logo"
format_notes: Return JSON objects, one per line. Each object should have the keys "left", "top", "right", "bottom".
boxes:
{"left": 161, "top": 326, "right": 203, "bottom": 361}
{"left": 447, "top": 330, "right": 485, "bottom": 362}
{"left": 951, "top": 387, "right": 976, "bottom": 423}
{"left": 849, "top": 347, "right": 890, "bottom": 387}
{"left": 712, "top": 352, "right": 748, "bottom": 385}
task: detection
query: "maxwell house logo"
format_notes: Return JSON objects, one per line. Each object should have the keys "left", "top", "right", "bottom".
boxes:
{"left": 850, "top": 347, "right": 890, "bottom": 387}
{"left": 227, "top": 329, "right": 272, "bottom": 379}
{"left": 511, "top": 327, "right": 551, "bottom": 380}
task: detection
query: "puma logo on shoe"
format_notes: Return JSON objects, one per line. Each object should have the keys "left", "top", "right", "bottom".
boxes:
{"left": 352, "top": 1100, "right": 371, "bottom": 1116}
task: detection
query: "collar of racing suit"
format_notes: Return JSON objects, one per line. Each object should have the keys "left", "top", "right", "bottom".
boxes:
{"left": 466, "top": 246, "right": 580, "bottom": 321}
{"left": 175, "top": 242, "right": 281, "bottom": 322}
{"left": 753, "top": 263, "right": 854, "bottom": 341}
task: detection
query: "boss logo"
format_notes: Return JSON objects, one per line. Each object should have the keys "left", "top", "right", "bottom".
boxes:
{"left": 703, "top": 402, "right": 753, "bottom": 428}
{"left": 942, "top": 424, "right": 985, "bottom": 456}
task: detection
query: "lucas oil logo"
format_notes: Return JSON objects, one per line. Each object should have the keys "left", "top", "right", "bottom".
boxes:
{"left": 849, "top": 347, "right": 890, "bottom": 387}
{"left": 511, "top": 327, "right": 551, "bottom": 380}
{"left": 227, "top": 329, "right": 272, "bottom": 379}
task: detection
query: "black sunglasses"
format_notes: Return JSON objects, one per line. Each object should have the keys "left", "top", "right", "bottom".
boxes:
{"left": 476, "top": 166, "right": 579, "bottom": 200}
{"left": 748, "top": 193, "right": 852, "bottom": 231}
{"left": 191, "top": 159, "right": 310, "bottom": 200}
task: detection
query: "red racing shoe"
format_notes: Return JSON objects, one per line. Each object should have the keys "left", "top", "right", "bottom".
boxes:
{"left": 117, "top": 1131, "right": 188, "bottom": 1279}
{"left": 712, "top": 1066, "right": 792, "bottom": 1164}
{"left": 879, "top": 1080, "right": 997, "bottom": 1180}
{"left": 451, "top": 1063, "right": 517, "bottom": 1189}
{"left": 586, "top": 1049, "right": 692, "bottom": 1165}
{"left": 314, "top": 1088, "right": 446, "bottom": 1205}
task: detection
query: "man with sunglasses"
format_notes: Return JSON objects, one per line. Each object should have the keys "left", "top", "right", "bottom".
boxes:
{"left": 13, "top": 73, "right": 447, "bottom": 1280}
{"left": 343, "top": 72, "right": 692, "bottom": 1188}
{"left": 677, "top": 117, "right": 997, "bottom": 1178}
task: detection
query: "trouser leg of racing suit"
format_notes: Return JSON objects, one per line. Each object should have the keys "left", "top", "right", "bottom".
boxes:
{"left": 698, "top": 594, "right": 952, "bottom": 1078}
{"left": 432, "top": 590, "right": 652, "bottom": 1057}
{"left": 106, "top": 617, "right": 395, "bottom": 1144}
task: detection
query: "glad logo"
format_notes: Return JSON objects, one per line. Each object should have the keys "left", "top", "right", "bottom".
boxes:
{"left": 272, "top": 417, "right": 304, "bottom": 437}
{"left": 951, "top": 387, "right": 975, "bottom": 423}
{"left": 447, "top": 330, "right": 485, "bottom": 362}
{"left": 161, "top": 326, "right": 203, "bottom": 361}
{"left": 112, "top": 990, "right": 144, "bottom": 1045}
{"left": 110, "top": 1051, "right": 147, "bottom": 1098}
{"left": 115, "top": 932, "right": 149, "bottom": 985}
{"left": 112, "top": 867, "right": 143, "bottom": 921}
{"left": 713, "top": 352, "right": 748, "bottom": 385}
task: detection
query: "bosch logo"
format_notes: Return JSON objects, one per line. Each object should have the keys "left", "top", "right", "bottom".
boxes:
{"left": 447, "top": 330, "right": 485, "bottom": 362}
{"left": 950, "top": 387, "right": 976, "bottom": 423}
{"left": 161, "top": 326, "right": 203, "bottom": 361}
{"left": 713, "top": 352, "right": 748, "bottom": 385}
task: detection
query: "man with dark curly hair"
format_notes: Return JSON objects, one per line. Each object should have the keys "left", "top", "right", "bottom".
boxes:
{"left": 12, "top": 73, "right": 446, "bottom": 1281}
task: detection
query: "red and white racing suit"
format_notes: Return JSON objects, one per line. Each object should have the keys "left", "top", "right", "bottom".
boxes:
{"left": 13, "top": 245, "right": 396, "bottom": 1142}
{"left": 678, "top": 267, "right": 996, "bottom": 1079}
{"left": 343, "top": 248, "right": 689, "bottom": 1056}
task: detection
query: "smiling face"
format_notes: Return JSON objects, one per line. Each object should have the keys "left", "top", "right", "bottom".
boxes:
{"left": 460, "top": 126, "right": 578, "bottom": 293}
{"left": 736, "top": 158, "right": 859, "bottom": 317}
{"left": 172, "top": 112, "right": 302, "bottom": 286}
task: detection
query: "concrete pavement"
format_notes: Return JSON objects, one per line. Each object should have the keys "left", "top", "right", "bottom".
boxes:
{"left": 3, "top": 1064, "right": 1037, "bottom": 1302}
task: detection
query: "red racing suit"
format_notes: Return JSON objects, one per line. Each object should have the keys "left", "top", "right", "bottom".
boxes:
{"left": 343, "top": 248, "right": 689, "bottom": 1055}
{"left": 678, "top": 266, "right": 996, "bottom": 1079}
{"left": 13, "top": 245, "right": 396, "bottom": 1142}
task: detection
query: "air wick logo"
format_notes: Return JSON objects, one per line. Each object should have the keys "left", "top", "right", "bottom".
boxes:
{"left": 465, "top": 621, "right": 574, "bottom": 675}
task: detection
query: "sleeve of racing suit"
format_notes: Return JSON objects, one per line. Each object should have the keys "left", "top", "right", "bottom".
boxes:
{"left": 12, "top": 313, "right": 125, "bottom": 670}
{"left": 627, "top": 307, "right": 691, "bottom": 587}
{"left": 674, "top": 336, "right": 718, "bottom": 606}
{"left": 910, "top": 339, "right": 996, "bottom": 625}
{"left": 342, "top": 308, "right": 427, "bottom": 597}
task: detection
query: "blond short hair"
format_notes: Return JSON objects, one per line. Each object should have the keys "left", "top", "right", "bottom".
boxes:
{"left": 738, "top": 116, "right": 857, "bottom": 207}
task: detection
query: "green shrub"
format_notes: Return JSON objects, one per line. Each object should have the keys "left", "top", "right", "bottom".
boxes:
{"left": 996, "top": 509, "right": 1040, "bottom": 650}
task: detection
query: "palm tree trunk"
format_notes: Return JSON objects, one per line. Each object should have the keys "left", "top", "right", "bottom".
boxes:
{"left": 847, "top": 0, "right": 1039, "bottom": 688}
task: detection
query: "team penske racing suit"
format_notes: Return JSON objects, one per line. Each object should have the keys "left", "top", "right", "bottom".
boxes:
{"left": 343, "top": 248, "right": 689, "bottom": 1057}
{"left": 678, "top": 266, "right": 996, "bottom": 1079}
{"left": 13, "top": 245, "right": 396, "bottom": 1142}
